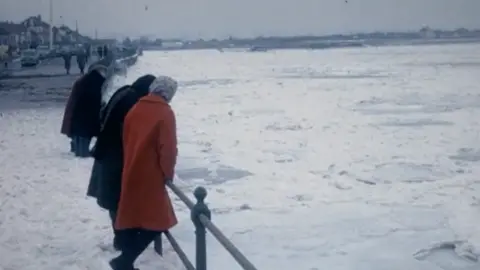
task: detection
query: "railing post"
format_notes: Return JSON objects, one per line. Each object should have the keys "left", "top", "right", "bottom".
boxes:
{"left": 191, "top": 186, "right": 211, "bottom": 270}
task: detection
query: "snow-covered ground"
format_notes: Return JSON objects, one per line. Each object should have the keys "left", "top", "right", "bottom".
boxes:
{"left": 1, "top": 43, "right": 480, "bottom": 270}
{"left": 0, "top": 86, "right": 183, "bottom": 269}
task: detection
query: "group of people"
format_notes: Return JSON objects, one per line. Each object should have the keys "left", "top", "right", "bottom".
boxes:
{"left": 61, "top": 48, "right": 88, "bottom": 75}
{"left": 60, "top": 64, "right": 179, "bottom": 270}
{"left": 98, "top": 45, "right": 110, "bottom": 59}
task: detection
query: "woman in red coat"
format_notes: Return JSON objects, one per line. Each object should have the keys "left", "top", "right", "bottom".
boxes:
{"left": 109, "top": 75, "right": 178, "bottom": 270}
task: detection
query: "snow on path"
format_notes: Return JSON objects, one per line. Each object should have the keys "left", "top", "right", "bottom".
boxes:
{"left": 0, "top": 107, "right": 184, "bottom": 270}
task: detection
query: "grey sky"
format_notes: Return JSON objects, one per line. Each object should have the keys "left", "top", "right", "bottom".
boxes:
{"left": 1, "top": 0, "right": 479, "bottom": 39}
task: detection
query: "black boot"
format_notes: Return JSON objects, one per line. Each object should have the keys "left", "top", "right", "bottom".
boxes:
{"left": 109, "top": 257, "right": 139, "bottom": 270}
{"left": 70, "top": 139, "right": 75, "bottom": 153}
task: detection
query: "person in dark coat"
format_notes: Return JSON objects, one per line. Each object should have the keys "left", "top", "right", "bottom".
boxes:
{"left": 61, "top": 64, "right": 107, "bottom": 157}
{"left": 76, "top": 49, "right": 87, "bottom": 74}
{"left": 60, "top": 67, "right": 101, "bottom": 150}
{"left": 60, "top": 77, "right": 79, "bottom": 152}
{"left": 97, "top": 46, "right": 103, "bottom": 58}
{"left": 85, "top": 43, "right": 91, "bottom": 63}
{"left": 62, "top": 52, "right": 72, "bottom": 75}
{"left": 87, "top": 74, "right": 156, "bottom": 251}
{"left": 103, "top": 45, "right": 109, "bottom": 58}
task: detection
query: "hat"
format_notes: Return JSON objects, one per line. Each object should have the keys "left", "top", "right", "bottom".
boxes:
{"left": 131, "top": 74, "right": 156, "bottom": 96}
{"left": 149, "top": 75, "right": 178, "bottom": 103}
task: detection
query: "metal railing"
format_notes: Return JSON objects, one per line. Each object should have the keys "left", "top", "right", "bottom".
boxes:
{"left": 153, "top": 182, "right": 259, "bottom": 270}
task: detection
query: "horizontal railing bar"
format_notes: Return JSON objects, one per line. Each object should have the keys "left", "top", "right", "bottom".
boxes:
{"left": 167, "top": 181, "right": 258, "bottom": 270}
{"left": 164, "top": 231, "right": 196, "bottom": 270}
{"left": 167, "top": 181, "right": 195, "bottom": 209}
{"left": 199, "top": 215, "right": 258, "bottom": 270}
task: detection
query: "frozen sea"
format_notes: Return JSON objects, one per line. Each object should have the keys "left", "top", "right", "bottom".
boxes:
{"left": 1, "top": 43, "right": 480, "bottom": 270}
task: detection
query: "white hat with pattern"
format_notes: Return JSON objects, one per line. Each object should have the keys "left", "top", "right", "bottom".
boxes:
{"left": 149, "top": 75, "right": 178, "bottom": 103}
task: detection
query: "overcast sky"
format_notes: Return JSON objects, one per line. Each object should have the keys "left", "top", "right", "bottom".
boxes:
{"left": 1, "top": 0, "right": 479, "bottom": 39}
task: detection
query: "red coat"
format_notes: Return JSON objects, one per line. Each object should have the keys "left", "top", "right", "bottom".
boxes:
{"left": 115, "top": 94, "right": 178, "bottom": 231}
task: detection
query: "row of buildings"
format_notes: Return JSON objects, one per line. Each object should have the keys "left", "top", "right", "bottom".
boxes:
{"left": 0, "top": 15, "right": 90, "bottom": 49}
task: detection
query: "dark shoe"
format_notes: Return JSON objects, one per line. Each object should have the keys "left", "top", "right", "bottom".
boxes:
{"left": 109, "top": 257, "right": 138, "bottom": 270}
{"left": 69, "top": 140, "right": 75, "bottom": 153}
{"left": 109, "top": 258, "right": 120, "bottom": 270}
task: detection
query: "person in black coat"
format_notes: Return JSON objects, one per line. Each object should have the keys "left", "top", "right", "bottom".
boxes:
{"left": 97, "top": 46, "right": 103, "bottom": 58}
{"left": 103, "top": 45, "right": 109, "bottom": 59}
{"left": 76, "top": 49, "right": 87, "bottom": 74}
{"left": 62, "top": 52, "right": 72, "bottom": 75}
{"left": 85, "top": 43, "right": 91, "bottom": 63}
{"left": 87, "top": 74, "right": 156, "bottom": 250}
{"left": 69, "top": 65, "right": 108, "bottom": 157}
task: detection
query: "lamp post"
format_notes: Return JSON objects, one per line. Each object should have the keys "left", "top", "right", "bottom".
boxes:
{"left": 49, "top": 0, "right": 54, "bottom": 49}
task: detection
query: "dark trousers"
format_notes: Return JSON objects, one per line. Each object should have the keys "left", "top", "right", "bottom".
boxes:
{"left": 109, "top": 210, "right": 121, "bottom": 249}
{"left": 70, "top": 139, "right": 75, "bottom": 152}
{"left": 110, "top": 229, "right": 160, "bottom": 269}
{"left": 72, "top": 136, "right": 91, "bottom": 157}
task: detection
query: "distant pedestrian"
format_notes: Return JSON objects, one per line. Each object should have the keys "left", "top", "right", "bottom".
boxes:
{"left": 85, "top": 44, "right": 91, "bottom": 63}
{"left": 87, "top": 74, "right": 156, "bottom": 251}
{"left": 109, "top": 76, "right": 179, "bottom": 270}
{"left": 7, "top": 45, "right": 13, "bottom": 57}
{"left": 97, "top": 46, "right": 103, "bottom": 58}
{"left": 76, "top": 49, "right": 87, "bottom": 74}
{"left": 60, "top": 64, "right": 108, "bottom": 157}
{"left": 62, "top": 53, "right": 72, "bottom": 75}
{"left": 103, "top": 45, "right": 109, "bottom": 58}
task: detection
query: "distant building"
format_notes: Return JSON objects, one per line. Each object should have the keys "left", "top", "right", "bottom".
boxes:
{"left": 162, "top": 41, "right": 184, "bottom": 49}
{"left": 0, "top": 15, "right": 92, "bottom": 50}
{"left": 21, "top": 15, "right": 50, "bottom": 45}
{"left": 452, "top": 28, "right": 471, "bottom": 38}
{"left": 92, "top": 38, "right": 117, "bottom": 45}
{"left": 419, "top": 26, "right": 436, "bottom": 39}
{"left": 0, "top": 22, "right": 27, "bottom": 47}
{"left": 7, "top": 14, "right": 92, "bottom": 47}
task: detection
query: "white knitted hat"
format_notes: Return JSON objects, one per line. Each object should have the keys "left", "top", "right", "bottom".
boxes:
{"left": 149, "top": 75, "right": 178, "bottom": 103}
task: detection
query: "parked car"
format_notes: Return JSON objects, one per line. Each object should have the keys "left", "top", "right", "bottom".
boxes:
{"left": 36, "top": 46, "right": 50, "bottom": 60}
{"left": 20, "top": 50, "right": 40, "bottom": 67}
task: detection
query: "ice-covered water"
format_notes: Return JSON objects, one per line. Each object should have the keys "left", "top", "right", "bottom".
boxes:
{"left": 1, "top": 44, "right": 480, "bottom": 270}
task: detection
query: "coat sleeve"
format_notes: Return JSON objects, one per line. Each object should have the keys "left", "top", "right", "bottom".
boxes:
{"left": 157, "top": 107, "right": 178, "bottom": 182}
{"left": 68, "top": 80, "right": 82, "bottom": 131}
